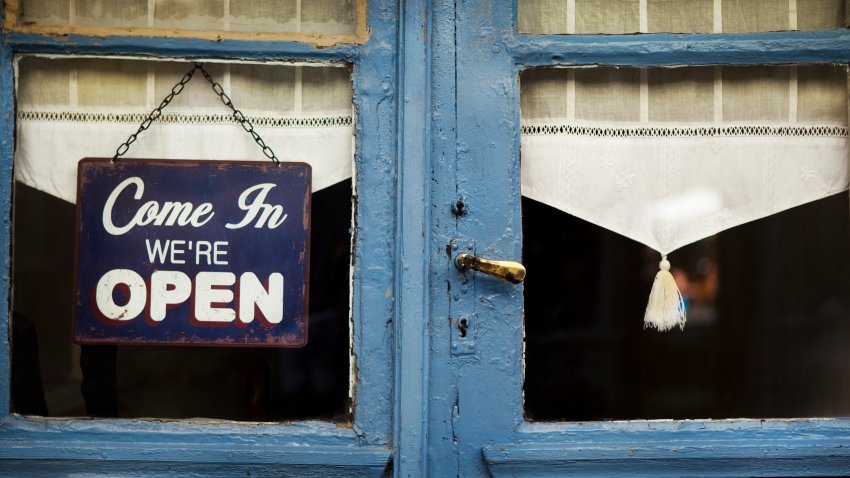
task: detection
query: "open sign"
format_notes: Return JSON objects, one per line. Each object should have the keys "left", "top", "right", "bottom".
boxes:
{"left": 73, "top": 159, "right": 311, "bottom": 347}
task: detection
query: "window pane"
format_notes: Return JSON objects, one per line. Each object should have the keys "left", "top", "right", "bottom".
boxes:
{"left": 722, "top": 66, "right": 790, "bottom": 121}
{"left": 522, "top": 193, "right": 850, "bottom": 420}
{"left": 722, "top": 0, "right": 789, "bottom": 33}
{"left": 229, "top": 0, "right": 298, "bottom": 33}
{"left": 15, "top": 56, "right": 354, "bottom": 201}
{"left": 574, "top": 67, "right": 641, "bottom": 121}
{"left": 16, "top": 0, "right": 357, "bottom": 35}
{"left": 153, "top": 0, "right": 225, "bottom": 31}
{"left": 521, "top": 64, "right": 848, "bottom": 125}
{"left": 520, "top": 64, "right": 850, "bottom": 420}
{"left": 12, "top": 57, "right": 355, "bottom": 421}
{"left": 517, "top": 0, "right": 568, "bottom": 34}
{"left": 75, "top": 0, "right": 149, "bottom": 28}
{"left": 519, "top": 0, "right": 847, "bottom": 33}
{"left": 11, "top": 180, "right": 353, "bottom": 421}
{"left": 798, "top": 0, "right": 847, "bottom": 30}
{"left": 798, "top": 64, "right": 850, "bottom": 123}
{"left": 648, "top": 0, "right": 714, "bottom": 34}
{"left": 19, "top": 0, "right": 70, "bottom": 25}
{"left": 575, "top": 0, "right": 639, "bottom": 34}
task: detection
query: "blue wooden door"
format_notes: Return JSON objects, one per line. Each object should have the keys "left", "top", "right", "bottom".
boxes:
{"left": 407, "top": 1, "right": 850, "bottom": 477}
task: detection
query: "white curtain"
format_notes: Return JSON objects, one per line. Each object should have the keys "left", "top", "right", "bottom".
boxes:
{"left": 15, "top": 56, "right": 354, "bottom": 204}
{"left": 19, "top": 0, "right": 357, "bottom": 34}
{"left": 519, "top": 0, "right": 847, "bottom": 34}
{"left": 521, "top": 64, "right": 849, "bottom": 255}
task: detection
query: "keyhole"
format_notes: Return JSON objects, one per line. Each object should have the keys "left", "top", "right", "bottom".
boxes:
{"left": 458, "top": 318, "right": 468, "bottom": 338}
{"left": 451, "top": 198, "right": 466, "bottom": 217}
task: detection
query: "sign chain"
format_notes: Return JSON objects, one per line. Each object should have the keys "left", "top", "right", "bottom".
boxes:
{"left": 112, "top": 62, "right": 280, "bottom": 164}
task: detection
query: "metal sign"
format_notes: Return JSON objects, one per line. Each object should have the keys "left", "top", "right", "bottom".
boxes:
{"left": 73, "top": 159, "right": 311, "bottom": 347}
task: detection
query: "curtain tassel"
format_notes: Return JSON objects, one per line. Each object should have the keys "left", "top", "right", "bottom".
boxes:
{"left": 643, "top": 255, "right": 686, "bottom": 331}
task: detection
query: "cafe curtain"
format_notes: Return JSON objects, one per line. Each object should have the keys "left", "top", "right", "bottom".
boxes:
{"left": 15, "top": 57, "right": 354, "bottom": 204}
{"left": 521, "top": 65, "right": 850, "bottom": 330}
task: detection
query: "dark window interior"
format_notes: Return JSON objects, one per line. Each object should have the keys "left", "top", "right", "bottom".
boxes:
{"left": 11, "top": 179, "right": 352, "bottom": 421}
{"left": 523, "top": 193, "right": 850, "bottom": 421}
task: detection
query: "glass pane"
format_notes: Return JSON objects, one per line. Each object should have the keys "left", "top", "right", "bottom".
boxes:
{"left": 519, "top": 0, "right": 847, "bottom": 34}
{"left": 722, "top": 0, "right": 789, "bottom": 33}
{"left": 77, "top": 59, "right": 149, "bottom": 108}
{"left": 229, "top": 0, "right": 298, "bottom": 33}
{"left": 574, "top": 67, "right": 641, "bottom": 121}
{"left": 522, "top": 193, "right": 850, "bottom": 420}
{"left": 17, "top": 0, "right": 357, "bottom": 35}
{"left": 11, "top": 180, "right": 353, "bottom": 421}
{"left": 19, "top": 0, "right": 70, "bottom": 25}
{"left": 153, "top": 0, "right": 225, "bottom": 31}
{"left": 722, "top": 66, "right": 790, "bottom": 122}
{"left": 301, "top": 0, "right": 357, "bottom": 35}
{"left": 798, "top": 64, "right": 850, "bottom": 123}
{"left": 517, "top": 0, "right": 568, "bottom": 34}
{"left": 798, "top": 0, "right": 847, "bottom": 30}
{"left": 647, "top": 67, "right": 714, "bottom": 122}
{"left": 12, "top": 58, "right": 355, "bottom": 421}
{"left": 230, "top": 64, "right": 297, "bottom": 114}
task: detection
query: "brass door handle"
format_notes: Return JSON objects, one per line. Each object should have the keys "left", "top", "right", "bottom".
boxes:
{"left": 455, "top": 253, "right": 526, "bottom": 284}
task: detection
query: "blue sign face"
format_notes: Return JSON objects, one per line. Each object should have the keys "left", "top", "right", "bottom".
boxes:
{"left": 73, "top": 159, "right": 311, "bottom": 347}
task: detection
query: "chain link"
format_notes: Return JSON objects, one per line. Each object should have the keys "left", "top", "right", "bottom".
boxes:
{"left": 112, "top": 62, "right": 280, "bottom": 164}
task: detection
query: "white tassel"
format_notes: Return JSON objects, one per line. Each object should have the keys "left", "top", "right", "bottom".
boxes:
{"left": 643, "top": 256, "right": 686, "bottom": 332}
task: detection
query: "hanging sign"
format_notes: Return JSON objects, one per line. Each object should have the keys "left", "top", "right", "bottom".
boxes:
{"left": 73, "top": 159, "right": 311, "bottom": 347}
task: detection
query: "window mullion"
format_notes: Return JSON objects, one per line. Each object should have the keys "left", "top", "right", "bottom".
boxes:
{"left": 513, "top": 30, "right": 850, "bottom": 67}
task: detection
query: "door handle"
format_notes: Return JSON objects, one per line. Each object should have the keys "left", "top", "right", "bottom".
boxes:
{"left": 454, "top": 253, "right": 526, "bottom": 284}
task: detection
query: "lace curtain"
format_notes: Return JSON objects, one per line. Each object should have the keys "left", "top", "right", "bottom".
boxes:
{"left": 15, "top": 56, "right": 354, "bottom": 204}
{"left": 521, "top": 64, "right": 849, "bottom": 329}
{"left": 19, "top": 0, "right": 357, "bottom": 34}
{"left": 519, "top": 0, "right": 847, "bottom": 34}
{"left": 521, "top": 64, "right": 849, "bottom": 255}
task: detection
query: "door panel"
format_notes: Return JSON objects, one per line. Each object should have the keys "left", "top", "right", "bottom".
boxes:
{"left": 428, "top": 1, "right": 850, "bottom": 477}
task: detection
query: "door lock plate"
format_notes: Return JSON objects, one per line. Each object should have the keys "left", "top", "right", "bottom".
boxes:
{"left": 451, "top": 316, "right": 476, "bottom": 355}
